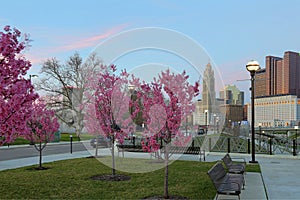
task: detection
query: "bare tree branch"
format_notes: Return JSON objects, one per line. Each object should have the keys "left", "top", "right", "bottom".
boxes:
{"left": 37, "top": 52, "right": 103, "bottom": 138}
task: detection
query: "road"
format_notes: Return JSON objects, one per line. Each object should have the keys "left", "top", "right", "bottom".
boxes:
{"left": 0, "top": 142, "right": 89, "bottom": 161}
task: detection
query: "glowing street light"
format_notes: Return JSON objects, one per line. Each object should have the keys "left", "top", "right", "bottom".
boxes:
{"left": 246, "top": 60, "right": 260, "bottom": 163}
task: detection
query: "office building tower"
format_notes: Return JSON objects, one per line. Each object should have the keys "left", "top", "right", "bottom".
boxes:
{"left": 202, "top": 63, "right": 216, "bottom": 113}
{"left": 259, "top": 51, "right": 300, "bottom": 98}
{"left": 265, "top": 56, "right": 283, "bottom": 96}
{"left": 219, "top": 85, "right": 244, "bottom": 105}
{"left": 254, "top": 68, "right": 266, "bottom": 97}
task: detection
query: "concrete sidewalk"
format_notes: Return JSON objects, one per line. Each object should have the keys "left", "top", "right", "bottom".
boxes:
{"left": 0, "top": 151, "right": 91, "bottom": 171}
{"left": 258, "top": 156, "right": 300, "bottom": 200}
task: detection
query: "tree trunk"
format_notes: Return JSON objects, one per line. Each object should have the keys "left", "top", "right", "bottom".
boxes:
{"left": 39, "top": 142, "right": 42, "bottom": 169}
{"left": 112, "top": 139, "right": 116, "bottom": 176}
{"left": 164, "top": 145, "right": 169, "bottom": 199}
{"left": 76, "top": 128, "right": 81, "bottom": 141}
{"left": 95, "top": 135, "right": 99, "bottom": 157}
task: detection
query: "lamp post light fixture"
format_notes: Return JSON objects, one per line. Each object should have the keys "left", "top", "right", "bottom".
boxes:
{"left": 246, "top": 60, "right": 260, "bottom": 163}
{"left": 29, "top": 74, "right": 39, "bottom": 81}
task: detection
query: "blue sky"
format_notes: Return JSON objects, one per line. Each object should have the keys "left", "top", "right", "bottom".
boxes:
{"left": 1, "top": 0, "right": 300, "bottom": 102}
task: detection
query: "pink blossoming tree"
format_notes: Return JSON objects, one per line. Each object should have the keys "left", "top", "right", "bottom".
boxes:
{"left": 0, "top": 25, "right": 38, "bottom": 145}
{"left": 25, "top": 101, "right": 60, "bottom": 169}
{"left": 135, "top": 69, "right": 199, "bottom": 198}
{"left": 85, "top": 65, "right": 136, "bottom": 176}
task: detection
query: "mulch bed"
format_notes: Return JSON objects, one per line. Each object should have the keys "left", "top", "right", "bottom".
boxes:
{"left": 90, "top": 174, "right": 131, "bottom": 181}
{"left": 26, "top": 166, "right": 50, "bottom": 171}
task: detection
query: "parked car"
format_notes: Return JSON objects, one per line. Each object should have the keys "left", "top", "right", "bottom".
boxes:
{"left": 197, "top": 128, "right": 205, "bottom": 135}
{"left": 90, "top": 136, "right": 111, "bottom": 148}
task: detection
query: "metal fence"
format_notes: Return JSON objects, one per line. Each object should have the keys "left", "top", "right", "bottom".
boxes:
{"left": 118, "top": 134, "right": 300, "bottom": 157}
{"left": 193, "top": 134, "right": 300, "bottom": 156}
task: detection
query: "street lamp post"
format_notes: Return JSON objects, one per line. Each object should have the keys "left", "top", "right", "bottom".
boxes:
{"left": 259, "top": 123, "right": 262, "bottom": 150}
{"left": 205, "top": 110, "right": 208, "bottom": 134}
{"left": 28, "top": 74, "right": 39, "bottom": 145}
{"left": 216, "top": 117, "right": 219, "bottom": 133}
{"left": 213, "top": 114, "right": 216, "bottom": 134}
{"left": 238, "top": 121, "right": 241, "bottom": 136}
{"left": 294, "top": 126, "right": 298, "bottom": 156}
{"left": 246, "top": 60, "right": 260, "bottom": 163}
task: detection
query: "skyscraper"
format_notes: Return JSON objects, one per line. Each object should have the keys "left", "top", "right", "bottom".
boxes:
{"left": 282, "top": 51, "right": 300, "bottom": 97}
{"left": 219, "top": 85, "right": 244, "bottom": 105}
{"left": 254, "top": 68, "right": 266, "bottom": 97}
{"left": 202, "top": 63, "right": 216, "bottom": 113}
{"left": 250, "top": 51, "right": 300, "bottom": 128}
{"left": 193, "top": 62, "right": 218, "bottom": 126}
{"left": 255, "top": 51, "right": 300, "bottom": 98}
{"left": 219, "top": 85, "right": 244, "bottom": 128}
{"left": 265, "top": 56, "right": 282, "bottom": 96}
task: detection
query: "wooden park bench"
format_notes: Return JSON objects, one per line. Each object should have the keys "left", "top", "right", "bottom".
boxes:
{"left": 207, "top": 162, "right": 244, "bottom": 200}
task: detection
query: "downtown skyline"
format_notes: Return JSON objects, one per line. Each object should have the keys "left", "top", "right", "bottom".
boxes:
{"left": 1, "top": 0, "right": 300, "bottom": 103}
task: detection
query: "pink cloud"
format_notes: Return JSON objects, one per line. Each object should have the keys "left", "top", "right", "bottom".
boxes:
{"left": 25, "top": 53, "right": 46, "bottom": 65}
{"left": 24, "top": 23, "right": 129, "bottom": 64}
{"left": 218, "top": 57, "right": 254, "bottom": 85}
{"left": 55, "top": 23, "right": 129, "bottom": 52}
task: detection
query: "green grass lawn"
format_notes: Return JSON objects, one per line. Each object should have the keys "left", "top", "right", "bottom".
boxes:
{"left": 0, "top": 157, "right": 260, "bottom": 199}
{"left": 6, "top": 137, "right": 31, "bottom": 145}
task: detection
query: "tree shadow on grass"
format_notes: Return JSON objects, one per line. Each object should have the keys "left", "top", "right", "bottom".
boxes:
{"left": 90, "top": 174, "right": 131, "bottom": 181}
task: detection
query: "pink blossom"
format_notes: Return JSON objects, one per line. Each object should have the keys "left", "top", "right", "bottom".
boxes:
{"left": 132, "top": 69, "right": 199, "bottom": 198}
{"left": 134, "top": 69, "right": 199, "bottom": 154}
{"left": 0, "top": 26, "right": 38, "bottom": 145}
{"left": 84, "top": 65, "right": 137, "bottom": 175}
{"left": 24, "top": 101, "right": 59, "bottom": 143}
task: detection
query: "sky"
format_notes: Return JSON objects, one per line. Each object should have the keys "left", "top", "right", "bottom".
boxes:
{"left": 1, "top": 0, "right": 300, "bottom": 103}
